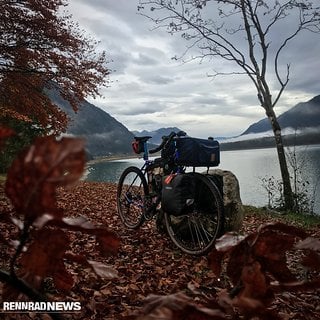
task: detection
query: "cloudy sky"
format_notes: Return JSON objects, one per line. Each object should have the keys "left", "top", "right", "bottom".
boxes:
{"left": 68, "top": 0, "right": 320, "bottom": 138}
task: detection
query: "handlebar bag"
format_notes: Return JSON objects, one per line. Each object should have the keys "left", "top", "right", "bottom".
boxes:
{"left": 175, "top": 137, "right": 220, "bottom": 167}
{"left": 162, "top": 173, "right": 195, "bottom": 216}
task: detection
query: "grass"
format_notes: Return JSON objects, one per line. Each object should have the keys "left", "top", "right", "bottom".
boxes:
{"left": 244, "top": 205, "right": 320, "bottom": 229}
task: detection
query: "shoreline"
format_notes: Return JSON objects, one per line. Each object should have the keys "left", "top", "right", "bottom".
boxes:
{"left": 86, "top": 153, "right": 139, "bottom": 165}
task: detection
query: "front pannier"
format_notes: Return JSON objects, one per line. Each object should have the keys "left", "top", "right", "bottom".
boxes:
{"left": 175, "top": 137, "right": 220, "bottom": 167}
{"left": 162, "top": 174, "right": 195, "bottom": 216}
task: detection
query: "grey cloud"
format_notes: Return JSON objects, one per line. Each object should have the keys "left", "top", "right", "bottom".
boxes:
{"left": 139, "top": 74, "right": 175, "bottom": 85}
{"left": 133, "top": 53, "right": 159, "bottom": 66}
{"left": 192, "top": 96, "right": 227, "bottom": 106}
{"left": 112, "top": 101, "right": 165, "bottom": 116}
{"left": 69, "top": 1, "right": 320, "bottom": 137}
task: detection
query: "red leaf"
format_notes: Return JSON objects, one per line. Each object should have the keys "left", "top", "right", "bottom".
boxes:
{"left": 96, "top": 231, "right": 120, "bottom": 256}
{"left": 43, "top": 215, "right": 120, "bottom": 256}
{"left": 301, "top": 251, "right": 320, "bottom": 270}
{"left": 257, "top": 222, "right": 307, "bottom": 239}
{"left": 52, "top": 260, "right": 74, "bottom": 293}
{"left": 19, "top": 228, "right": 69, "bottom": 288}
{"left": 208, "top": 247, "right": 224, "bottom": 276}
{"left": 0, "top": 126, "right": 15, "bottom": 149}
{"left": 5, "top": 136, "right": 85, "bottom": 222}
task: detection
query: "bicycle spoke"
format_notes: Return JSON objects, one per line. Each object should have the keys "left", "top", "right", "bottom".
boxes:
{"left": 117, "top": 166, "right": 148, "bottom": 229}
{"left": 164, "top": 172, "right": 223, "bottom": 255}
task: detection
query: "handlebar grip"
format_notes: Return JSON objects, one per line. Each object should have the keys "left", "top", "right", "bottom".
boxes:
{"left": 148, "top": 131, "right": 176, "bottom": 154}
{"left": 149, "top": 143, "right": 164, "bottom": 154}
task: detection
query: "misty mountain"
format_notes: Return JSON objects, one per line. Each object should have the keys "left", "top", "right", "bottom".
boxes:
{"left": 242, "top": 95, "right": 320, "bottom": 135}
{"left": 220, "top": 95, "right": 320, "bottom": 150}
{"left": 48, "top": 89, "right": 134, "bottom": 158}
{"left": 132, "top": 127, "right": 183, "bottom": 145}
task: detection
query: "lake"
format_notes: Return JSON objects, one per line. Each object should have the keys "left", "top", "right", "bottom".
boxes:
{"left": 84, "top": 145, "right": 320, "bottom": 215}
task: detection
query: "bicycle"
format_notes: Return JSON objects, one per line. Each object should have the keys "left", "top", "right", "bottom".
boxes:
{"left": 116, "top": 131, "right": 224, "bottom": 255}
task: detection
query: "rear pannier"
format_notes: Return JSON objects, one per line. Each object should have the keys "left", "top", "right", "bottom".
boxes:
{"left": 161, "top": 174, "right": 195, "bottom": 216}
{"left": 175, "top": 137, "right": 220, "bottom": 167}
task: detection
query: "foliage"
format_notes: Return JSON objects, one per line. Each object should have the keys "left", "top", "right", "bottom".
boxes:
{"left": 0, "top": 0, "right": 110, "bottom": 134}
{"left": 261, "top": 145, "right": 318, "bottom": 214}
{"left": 0, "top": 117, "right": 46, "bottom": 173}
{"left": 137, "top": 223, "right": 320, "bottom": 319}
{"left": 0, "top": 127, "right": 119, "bottom": 316}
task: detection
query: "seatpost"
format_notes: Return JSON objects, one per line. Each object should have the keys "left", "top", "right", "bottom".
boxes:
{"left": 143, "top": 141, "right": 149, "bottom": 160}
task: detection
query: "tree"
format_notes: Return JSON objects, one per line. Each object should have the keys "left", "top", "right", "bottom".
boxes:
{"left": 138, "top": 0, "right": 320, "bottom": 210}
{"left": 0, "top": 118, "right": 46, "bottom": 173}
{"left": 0, "top": 0, "right": 110, "bottom": 135}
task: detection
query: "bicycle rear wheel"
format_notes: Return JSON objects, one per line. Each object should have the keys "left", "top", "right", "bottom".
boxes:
{"left": 164, "top": 172, "right": 224, "bottom": 255}
{"left": 117, "top": 166, "right": 148, "bottom": 229}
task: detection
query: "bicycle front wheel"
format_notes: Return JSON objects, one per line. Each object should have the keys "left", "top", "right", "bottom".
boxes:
{"left": 117, "top": 166, "right": 149, "bottom": 229}
{"left": 164, "top": 172, "right": 224, "bottom": 255}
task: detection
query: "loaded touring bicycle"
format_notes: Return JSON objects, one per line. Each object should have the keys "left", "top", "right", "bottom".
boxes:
{"left": 116, "top": 131, "right": 224, "bottom": 255}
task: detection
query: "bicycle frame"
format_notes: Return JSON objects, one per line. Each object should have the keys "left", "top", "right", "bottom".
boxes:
{"left": 117, "top": 132, "right": 224, "bottom": 255}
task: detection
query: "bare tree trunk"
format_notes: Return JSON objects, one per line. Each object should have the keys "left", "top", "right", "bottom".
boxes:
{"left": 265, "top": 107, "right": 294, "bottom": 210}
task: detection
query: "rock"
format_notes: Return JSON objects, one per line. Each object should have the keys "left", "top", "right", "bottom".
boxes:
{"left": 204, "top": 169, "right": 244, "bottom": 232}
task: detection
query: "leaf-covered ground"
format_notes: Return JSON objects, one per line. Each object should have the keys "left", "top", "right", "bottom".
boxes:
{"left": 1, "top": 181, "right": 320, "bottom": 319}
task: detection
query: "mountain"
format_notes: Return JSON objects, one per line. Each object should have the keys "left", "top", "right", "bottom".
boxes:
{"left": 48, "top": 89, "right": 134, "bottom": 158}
{"left": 242, "top": 95, "right": 320, "bottom": 135}
{"left": 132, "top": 127, "right": 183, "bottom": 145}
{"left": 220, "top": 95, "right": 320, "bottom": 150}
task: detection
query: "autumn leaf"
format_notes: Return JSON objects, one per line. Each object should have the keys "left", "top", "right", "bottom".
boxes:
{"left": 87, "top": 260, "right": 119, "bottom": 279}
{"left": 19, "top": 229, "right": 69, "bottom": 277}
{"left": 214, "top": 232, "right": 247, "bottom": 252}
{"left": 96, "top": 231, "right": 120, "bottom": 256}
{"left": 256, "top": 222, "right": 308, "bottom": 239}
{"left": 52, "top": 260, "right": 75, "bottom": 293}
{"left": 0, "top": 126, "right": 15, "bottom": 149}
{"left": 41, "top": 215, "right": 120, "bottom": 256}
{"left": 140, "top": 292, "right": 225, "bottom": 320}
{"left": 3, "top": 228, "right": 73, "bottom": 299}
{"left": 295, "top": 237, "right": 320, "bottom": 251}
{"left": 5, "top": 136, "right": 85, "bottom": 222}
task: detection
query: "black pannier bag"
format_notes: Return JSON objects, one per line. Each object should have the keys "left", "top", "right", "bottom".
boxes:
{"left": 162, "top": 174, "right": 195, "bottom": 216}
{"left": 175, "top": 137, "right": 220, "bottom": 167}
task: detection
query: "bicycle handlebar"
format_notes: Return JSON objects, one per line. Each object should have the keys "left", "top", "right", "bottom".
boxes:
{"left": 148, "top": 130, "right": 186, "bottom": 154}
{"left": 149, "top": 131, "right": 176, "bottom": 154}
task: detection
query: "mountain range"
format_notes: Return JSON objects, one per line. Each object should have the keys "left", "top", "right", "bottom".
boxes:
{"left": 220, "top": 95, "right": 320, "bottom": 150}
{"left": 132, "top": 127, "right": 182, "bottom": 145}
{"left": 48, "top": 89, "right": 134, "bottom": 158}
{"left": 51, "top": 92, "right": 320, "bottom": 157}
{"left": 241, "top": 95, "right": 320, "bottom": 135}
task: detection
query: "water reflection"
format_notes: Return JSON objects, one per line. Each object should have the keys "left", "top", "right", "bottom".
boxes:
{"left": 84, "top": 161, "right": 130, "bottom": 183}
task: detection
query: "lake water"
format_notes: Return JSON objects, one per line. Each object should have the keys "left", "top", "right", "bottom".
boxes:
{"left": 84, "top": 145, "right": 320, "bottom": 214}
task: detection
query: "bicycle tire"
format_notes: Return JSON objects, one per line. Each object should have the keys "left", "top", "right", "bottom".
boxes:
{"left": 117, "top": 166, "right": 149, "bottom": 229}
{"left": 164, "top": 172, "right": 224, "bottom": 255}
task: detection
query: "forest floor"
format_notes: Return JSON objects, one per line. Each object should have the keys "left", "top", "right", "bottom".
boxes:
{"left": 1, "top": 181, "right": 320, "bottom": 320}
